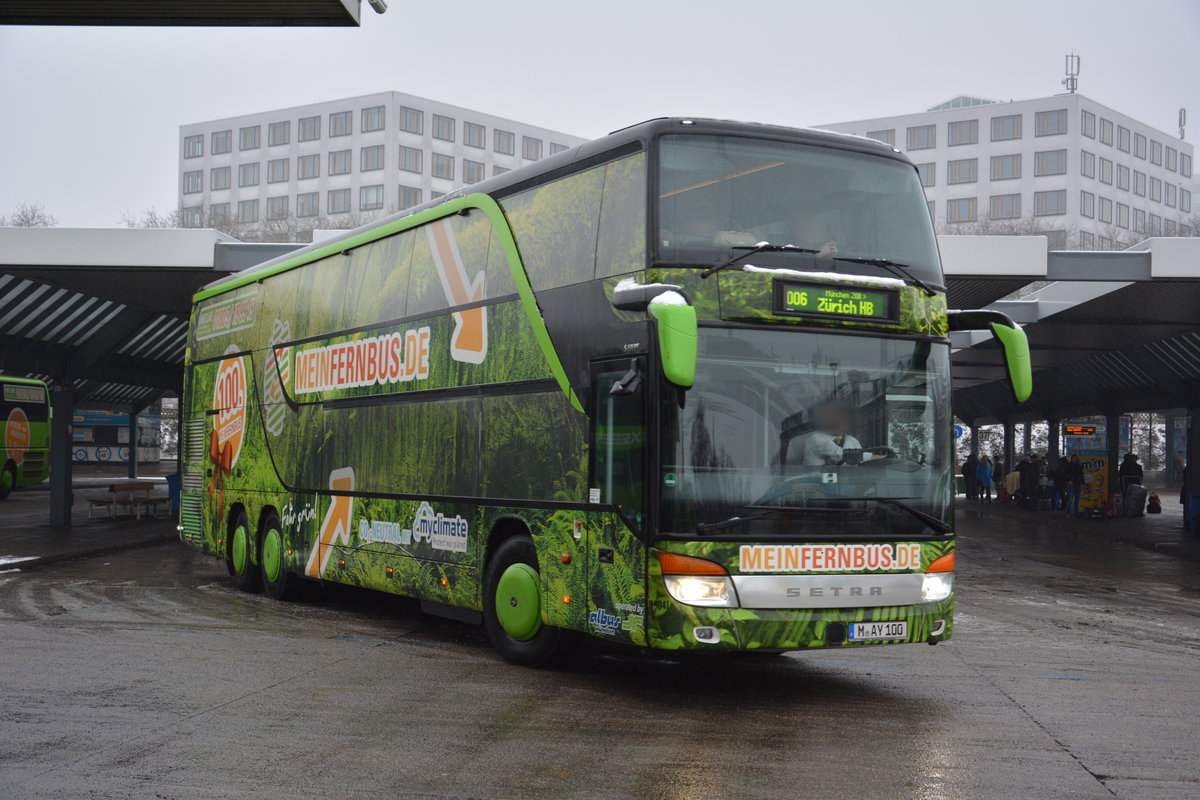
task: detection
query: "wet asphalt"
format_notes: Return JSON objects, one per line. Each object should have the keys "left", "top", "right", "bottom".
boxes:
{"left": 1, "top": 505, "right": 1197, "bottom": 799}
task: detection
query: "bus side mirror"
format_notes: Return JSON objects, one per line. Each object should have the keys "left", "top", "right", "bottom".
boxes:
{"left": 649, "top": 296, "right": 697, "bottom": 389}
{"left": 948, "top": 310, "right": 1032, "bottom": 403}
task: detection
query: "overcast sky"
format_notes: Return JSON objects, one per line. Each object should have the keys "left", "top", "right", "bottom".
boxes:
{"left": 1, "top": 0, "right": 1197, "bottom": 227}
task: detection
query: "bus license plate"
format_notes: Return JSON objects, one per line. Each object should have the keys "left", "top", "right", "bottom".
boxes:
{"left": 849, "top": 621, "right": 907, "bottom": 641}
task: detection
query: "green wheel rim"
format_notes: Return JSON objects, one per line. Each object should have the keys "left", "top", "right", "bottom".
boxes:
{"left": 231, "top": 523, "right": 249, "bottom": 575}
{"left": 495, "top": 562, "right": 542, "bottom": 642}
{"left": 262, "top": 527, "right": 283, "bottom": 583}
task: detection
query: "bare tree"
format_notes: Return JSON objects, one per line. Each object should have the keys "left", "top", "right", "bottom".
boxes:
{"left": 120, "top": 207, "right": 182, "bottom": 229}
{"left": 122, "top": 205, "right": 392, "bottom": 244}
{"left": 1, "top": 201, "right": 58, "bottom": 227}
{"left": 939, "top": 213, "right": 1078, "bottom": 250}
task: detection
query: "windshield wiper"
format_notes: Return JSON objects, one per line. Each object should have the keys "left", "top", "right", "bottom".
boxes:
{"left": 701, "top": 242, "right": 819, "bottom": 279}
{"left": 831, "top": 256, "right": 938, "bottom": 296}
{"left": 835, "top": 497, "right": 952, "bottom": 534}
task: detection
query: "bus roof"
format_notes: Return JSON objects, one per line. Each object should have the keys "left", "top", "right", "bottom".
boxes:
{"left": 197, "top": 117, "right": 908, "bottom": 302}
{"left": 0, "top": 375, "right": 49, "bottom": 388}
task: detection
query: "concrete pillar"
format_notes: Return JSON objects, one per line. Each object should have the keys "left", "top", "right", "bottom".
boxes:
{"left": 1048, "top": 418, "right": 1060, "bottom": 462}
{"left": 1022, "top": 422, "right": 1032, "bottom": 458}
{"left": 127, "top": 409, "right": 139, "bottom": 480}
{"left": 1106, "top": 413, "right": 1121, "bottom": 503}
{"left": 969, "top": 425, "right": 979, "bottom": 458}
{"left": 1165, "top": 413, "right": 1179, "bottom": 483}
{"left": 1186, "top": 409, "right": 1200, "bottom": 529}
{"left": 48, "top": 383, "right": 74, "bottom": 528}
{"left": 1003, "top": 422, "right": 1015, "bottom": 478}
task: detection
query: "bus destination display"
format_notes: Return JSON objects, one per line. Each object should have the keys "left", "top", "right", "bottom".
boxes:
{"left": 774, "top": 280, "right": 899, "bottom": 323}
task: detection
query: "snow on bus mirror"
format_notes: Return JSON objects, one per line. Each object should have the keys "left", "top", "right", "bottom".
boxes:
{"left": 947, "top": 309, "right": 1033, "bottom": 404}
{"left": 648, "top": 292, "right": 697, "bottom": 389}
{"left": 610, "top": 279, "right": 690, "bottom": 311}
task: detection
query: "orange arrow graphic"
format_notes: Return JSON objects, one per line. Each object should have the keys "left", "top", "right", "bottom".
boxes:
{"left": 427, "top": 219, "right": 487, "bottom": 364}
{"left": 306, "top": 467, "right": 355, "bottom": 578}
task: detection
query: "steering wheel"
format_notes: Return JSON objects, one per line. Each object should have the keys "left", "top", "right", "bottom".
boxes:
{"left": 752, "top": 475, "right": 829, "bottom": 506}
{"left": 856, "top": 445, "right": 898, "bottom": 467}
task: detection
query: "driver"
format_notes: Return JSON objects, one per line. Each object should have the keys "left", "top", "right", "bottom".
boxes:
{"left": 792, "top": 403, "right": 876, "bottom": 466}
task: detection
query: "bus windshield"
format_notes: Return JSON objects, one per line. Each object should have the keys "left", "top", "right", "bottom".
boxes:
{"left": 657, "top": 134, "right": 942, "bottom": 287}
{"left": 659, "top": 327, "right": 953, "bottom": 539}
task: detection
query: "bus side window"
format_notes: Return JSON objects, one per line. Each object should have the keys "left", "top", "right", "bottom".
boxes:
{"left": 591, "top": 359, "right": 645, "bottom": 525}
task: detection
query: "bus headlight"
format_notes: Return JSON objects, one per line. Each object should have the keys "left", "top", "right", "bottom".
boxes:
{"left": 921, "top": 572, "right": 954, "bottom": 602}
{"left": 663, "top": 575, "right": 737, "bottom": 607}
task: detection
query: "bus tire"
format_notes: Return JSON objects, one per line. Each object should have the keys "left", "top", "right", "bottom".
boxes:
{"left": 483, "top": 535, "right": 578, "bottom": 668}
{"left": 227, "top": 509, "right": 261, "bottom": 594}
{"left": 0, "top": 461, "right": 16, "bottom": 500}
{"left": 259, "top": 511, "right": 295, "bottom": 601}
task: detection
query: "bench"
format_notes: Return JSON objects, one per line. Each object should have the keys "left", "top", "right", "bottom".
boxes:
{"left": 87, "top": 481, "right": 170, "bottom": 520}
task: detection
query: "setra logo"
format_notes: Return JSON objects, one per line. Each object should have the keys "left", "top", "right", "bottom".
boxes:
{"left": 5, "top": 407, "right": 29, "bottom": 466}
{"left": 213, "top": 349, "right": 248, "bottom": 470}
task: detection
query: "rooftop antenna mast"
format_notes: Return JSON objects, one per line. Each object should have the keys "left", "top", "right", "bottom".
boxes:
{"left": 1180, "top": 108, "right": 1187, "bottom": 140}
{"left": 1062, "top": 53, "right": 1080, "bottom": 94}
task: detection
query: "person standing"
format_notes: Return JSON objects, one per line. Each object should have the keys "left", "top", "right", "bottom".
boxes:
{"left": 1118, "top": 453, "right": 1144, "bottom": 489}
{"left": 1064, "top": 454, "right": 1084, "bottom": 518}
{"left": 1052, "top": 457, "right": 1069, "bottom": 511}
{"left": 963, "top": 452, "right": 978, "bottom": 500}
{"left": 976, "top": 456, "right": 994, "bottom": 503}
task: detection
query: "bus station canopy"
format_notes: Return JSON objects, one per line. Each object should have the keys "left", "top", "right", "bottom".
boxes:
{"left": 0, "top": 0, "right": 360, "bottom": 26}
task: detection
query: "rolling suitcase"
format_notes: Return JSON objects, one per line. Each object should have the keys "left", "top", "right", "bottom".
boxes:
{"left": 1123, "top": 483, "right": 1147, "bottom": 518}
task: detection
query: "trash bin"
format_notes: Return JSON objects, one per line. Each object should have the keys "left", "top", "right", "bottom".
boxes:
{"left": 165, "top": 473, "right": 181, "bottom": 514}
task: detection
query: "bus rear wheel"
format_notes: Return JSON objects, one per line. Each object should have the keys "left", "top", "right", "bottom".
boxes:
{"left": 227, "top": 510, "right": 262, "bottom": 593}
{"left": 0, "top": 462, "right": 15, "bottom": 500}
{"left": 259, "top": 512, "right": 296, "bottom": 601}
{"left": 483, "top": 535, "right": 578, "bottom": 668}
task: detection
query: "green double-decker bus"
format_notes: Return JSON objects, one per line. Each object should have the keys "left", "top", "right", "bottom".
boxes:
{"left": 180, "top": 118, "right": 1030, "bottom": 665}
{"left": 1, "top": 375, "right": 51, "bottom": 499}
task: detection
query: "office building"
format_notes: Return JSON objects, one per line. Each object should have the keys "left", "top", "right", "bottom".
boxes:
{"left": 177, "top": 91, "right": 586, "bottom": 229}
{"left": 821, "top": 94, "right": 1195, "bottom": 249}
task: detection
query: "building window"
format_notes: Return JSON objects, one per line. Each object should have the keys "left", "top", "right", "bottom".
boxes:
{"left": 328, "top": 188, "right": 350, "bottom": 215}
{"left": 360, "top": 184, "right": 383, "bottom": 211}
{"left": 947, "top": 119, "right": 978, "bottom": 146}
{"left": 464, "top": 122, "right": 485, "bottom": 148}
{"left": 1149, "top": 214, "right": 1161, "bottom": 235}
{"left": 1134, "top": 133, "right": 1147, "bottom": 159}
{"left": 362, "top": 105, "right": 385, "bottom": 132}
{"left": 494, "top": 129, "right": 515, "bottom": 155}
{"left": 1079, "top": 231, "right": 1094, "bottom": 250}
{"left": 1099, "top": 236, "right": 1113, "bottom": 250}
{"left": 990, "top": 154, "right": 1021, "bottom": 180}
{"left": 399, "top": 146, "right": 422, "bottom": 173}
{"left": 238, "top": 162, "right": 259, "bottom": 187}
{"left": 297, "top": 192, "right": 319, "bottom": 218}
{"left": 209, "top": 203, "right": 230, "bottom": 223}
{"left": 1081, "top": 150, "right": 1096, "bottom": 179}
{"left": 1116, "top": 202, "right": 1129, "bottom": 229}
{"left": 1034, "top": 189, "right": 1067, "bottom": 216}
{"left": 1133, "top": 208, "right": 1146, "bottom": 233}
{"left": 927, "top": 200, "right": 934, "bottom": 220}
{"left": 1150, "top": 176, "right": 1162, "bottom": 202}
{"left": 906, "top": 124, "right": 936, "bottom": 150}
{"left": 1035, "top": 109, "right": 1067, "bottom": 136}
{"left": 1098, "top": 196, "right": 1113, "bottom": 224}
{"left": 1046, "top": 230, "right": 1067, "bottom": 250}
{"left": 1098, "top": 157, "right": 1113, "bottom": 185}
{"left": 432, "top": 153, "right": 454, "bottom": 179}
{"left": 237, "top": 199, "right": 258, "bottom": 223}
{"left": 1081, "top": 110, "right": 1095, "bottom": 138}
{"left": 267, "top": 196, "right": 288, "bottom": 220}
{"left": 399, "top": 106, "right": 423, "bottom": 134}
{"left": 181, "top": 205, "right": 203, "bottom": 227}
{"left": 1116, "top": 164, "right": 1130, "bottom": 191}
{"left": 239, "top": 126, "right": 260, "bottom": 151}
{"left": 431, "top": 191, "right": 445, "bottom": 200}
{"left": 493, "top": 165, "right": 510, "bottom": 176}
{"left": 182, "top": 170, "right": 203, "bottom": 194}
{"left": 1117, "top": 126, "right": 1130, "bottom": 152}
{"left": 329, "top": 149, "right": 351, "bottom": 176}
{"left": 299, "top": 116, "right": 321, "bottom": 142}
{"left": 267, "top": 158, "right": 288, "bottom": 183}
{"left": 399, "top": 186, "right": 422, "bottom": 209}
{"left": 1133, "top": 170, "right": 1146, "bottom": 196}
{"left": 1165, "top": 183, "right": 1177, "bottom": 208}
{"left": 989, "top": 193, "right": 1020, "bottom": 220}
{"left": 1181, "top": 189, "right": 1192, "bottom": 214}
{"left": 990, "top": 115, "right": 1021, "bottom": 141}
{"left": 330, "top": 110, "right": 352, "bottom": 137}
{"left": 183, "top": 135, "right": 203, "bottom": 158}
{"left": 947, "top": 158, "right": 977, "bottom": 184}
{"left": 361, "top": 145, "right": 384, "bottom": 172}
{"left": 211, "top": 130, "right": 232, "bottom": 155}
{"left": 1150, "top": 139, "right": 1162, "bottom": 165}
{"left": 1080, "top": 190, "right": 1095, "bottom": 218}
{"left": 916, "top": 162, "right": 935, "bottom": 187}
{"left": 268, "top": 121, "right": 290, "bottom": 147}
{"left": 866, "top": 129, "right": 895, "bottom": 145}
{"left": 1165, "top": 219, "right": 1177, "bottom": 236}
{"left": 463, "top": 159, "right": 485, "bottom": 184}
{"left": 522, "top": 136, "right": 543, "bottom": 160}
{"left": 432, "top": 114, "right": 455, "bottom": 142}
{"left": 1180, "top": 153, "right": 1192, "bottom": 178}
{"left": 298, "top": 154, "right": 319, "bottom": 180}
{"left": 550, "top": 142, "right": 570, "bottom": 155}
{"left": 1099, "top": 118, "right": 1113, "bottom": 145}
{"left": 1034, "top": 149, "right": 1067, "bottom": 176}
{"left": 210, "top": 166, "right": 230, "bottom": 191}
{"left": 946, "top": 197, "right": 977, "bottom": 223}
{"left": 1166, "top": 146, "right": 1178, "bottom": 172}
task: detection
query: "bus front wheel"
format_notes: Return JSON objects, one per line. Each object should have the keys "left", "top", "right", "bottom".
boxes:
{"left": 0, "top": 462, "right": 15, "bottom": 500}
{"left": 259, "top": 512, "right": 296, "bottom": 601}
{"left": 227, "top": 509, "right": 262, "bottom": 594}
{"left": 483, "top": 535, "right": 578, "bottom": 668}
